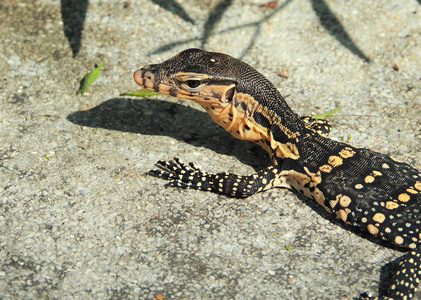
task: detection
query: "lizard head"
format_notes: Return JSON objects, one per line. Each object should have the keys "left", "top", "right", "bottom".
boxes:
{"left": 133, "top": 49, "right": 302, "bottom": 147}
{"left": 133, "top": 48, "right": 272, "bottom": 141}
{"left": 133, "top": 48, "right": 239, "bottom": 105}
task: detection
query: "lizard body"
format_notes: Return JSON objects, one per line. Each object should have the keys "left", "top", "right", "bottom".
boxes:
{"left": 133, "top": 48, "right": 421, "bottom": 299}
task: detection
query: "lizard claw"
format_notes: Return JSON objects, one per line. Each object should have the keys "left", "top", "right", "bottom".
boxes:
{"left": 148, "top": 158, "right": 205, "bottom": 189}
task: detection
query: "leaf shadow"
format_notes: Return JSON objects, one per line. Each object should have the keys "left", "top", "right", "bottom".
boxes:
{"left": 67, "top": 98, "right": 268, "bottom": 170}
{"left": 60, "top": 0, "right": 88, "bottom": 57}
{"left": 58, "top": 0, "right": 383, "bottom": 61}
{"left": 200, "top": 0, "right": 234, "bottom": 48}
{"left": 311, "top": 0, "right": 371, "bottom": 62}
{"left": 150, "top": 0, "right": 292, "bottom": 59}
{"left": 151, "top": 0, "right": 195, "bottom": 24}
{"left": 151, "top": 0, "right": 372, "bottom": 62}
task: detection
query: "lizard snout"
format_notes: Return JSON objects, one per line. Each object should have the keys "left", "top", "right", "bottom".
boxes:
{"left": 133, "top": 66, "right": 155, "bottom": 89}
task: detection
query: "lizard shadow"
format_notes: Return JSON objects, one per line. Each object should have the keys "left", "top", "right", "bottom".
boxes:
{"left": 68, "top": 97, "right": 409, "bottom": 299}
{"left": 67, "top": 97, "right": 268, "bottom": 170}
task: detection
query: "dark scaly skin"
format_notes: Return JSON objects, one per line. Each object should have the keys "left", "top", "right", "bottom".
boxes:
{"left": 133, "top": 48, "right": 421, "bottom": 299}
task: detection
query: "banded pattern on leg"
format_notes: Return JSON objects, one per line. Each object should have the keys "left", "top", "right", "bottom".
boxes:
{"left": 149, "top": 158, "right": 285, "bottom": 198}
{"left": 389, "top": 250, "right": 421, "bottom": 299}
{"left": 360, "top": 250, "right": 421, "bottom": 300}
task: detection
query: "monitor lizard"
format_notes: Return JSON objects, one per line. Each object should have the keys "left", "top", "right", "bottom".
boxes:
{"left": 133, "top": 48, "right": 421, "bottom": 299}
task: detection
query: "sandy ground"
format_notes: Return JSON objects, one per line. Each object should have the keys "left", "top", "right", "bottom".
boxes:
{"left": 0, "top": 0, "right": 420, "bottom": 299}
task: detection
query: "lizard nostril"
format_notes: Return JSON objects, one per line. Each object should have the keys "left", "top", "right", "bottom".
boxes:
{"left": 134, "top": 69, "right": 155, "bottom": 88}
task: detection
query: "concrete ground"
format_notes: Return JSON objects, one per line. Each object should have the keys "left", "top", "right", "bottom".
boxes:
{"left": 0, "top": 0, "right": 420, "bottom": 299}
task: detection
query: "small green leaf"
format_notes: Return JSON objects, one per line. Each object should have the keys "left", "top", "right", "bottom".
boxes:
{"left": 43, "top": 154, "right": 49, "bottom": 160}
{"left": 285, "top": 245, "right": 291, "bottom": 251}
{"left": 312, "top": 107, "right": 341, "bottom": 120}
{"left": 77, "top": 61, "right": 103, "bottom": 95}
{"left": 121, "top": 89, "right": 159, "bottom": 97}
{"left": 348, "top": 134, "right": 352, "bottom": 141}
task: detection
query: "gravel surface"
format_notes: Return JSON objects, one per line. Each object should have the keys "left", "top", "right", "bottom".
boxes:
{"left": 0, "top": 0, "right": 420, "bottom": 299}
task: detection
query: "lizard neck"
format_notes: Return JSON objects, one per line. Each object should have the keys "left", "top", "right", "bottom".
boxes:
{"left": 199, "top": 85, "right": 312, "bottom": 163}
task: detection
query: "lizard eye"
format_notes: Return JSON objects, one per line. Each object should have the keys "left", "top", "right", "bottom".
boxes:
{"left": 180, "top": 79, "right": 206, "bottom": 92}
{"left": 186, "top": 80, "right": 201, "bottom": 88}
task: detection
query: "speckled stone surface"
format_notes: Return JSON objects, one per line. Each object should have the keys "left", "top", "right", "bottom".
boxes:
{"left": 0, "top": 0, "right": 420, "bottom": 299}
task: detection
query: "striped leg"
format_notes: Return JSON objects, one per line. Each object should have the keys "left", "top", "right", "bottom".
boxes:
{"left": 148, "top": 158, "right": 284, "bottom": 198}
{"left": 360, "top": 250, "right": 421, "bottom": 300}
{"left": 388, "top": 250, "right": 421, "bottom": 299}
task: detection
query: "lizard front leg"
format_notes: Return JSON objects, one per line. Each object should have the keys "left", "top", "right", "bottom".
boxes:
{"left": 148, "top": 158, "right": 289, "bottom": 198}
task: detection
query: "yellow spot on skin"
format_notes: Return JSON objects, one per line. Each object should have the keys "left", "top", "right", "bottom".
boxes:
{"left": 338, "top": 147, "right": 356, "bottom": 159}
{"left": 386, "top": 201, "right": 399, "bottom": 210}
{"left": 339, "top": 195, "right": 352, "bottom": 207}
{"left": 409, "top": 243, "right": 417, "bottom": 249}
{"left": 394, "top": 236, "right": 404, "bottom": 245}
{"left": 372, "top": 213, "right": 386, "bottom": 223}
{"left": 372, "top": 170, "right": 382, "bottom": 176}
{"left": 415, "top": 181, "right": 421, "bottom": 191}
{"left": 329, "top": 199, "right": 339, "bottom": 208}
{"left": 328, "top": 155, "right": 343, "bottom": 167}
{"left": 355, "top": 184, "right": 363, "bottom": 189}
{"left": 367, "top": 224, "right": 379, "bottom": 235}
{"left": 337, "top": 209, "right": 349, "bottom": 222}
{"left": 319, "top": 164, "right": 332, "bottom": 173}
{"left": 407, "top": 188, "right": 418, "bottom": 194}
{"left": 382, "top": 163, "right": 390, "bottom": 169}
{"left": 398, "top": 193, "right": 410, "bottom": 202}
{"left": 271, "top": 136, "right": 301, "bottom": 160}
{"left": 364, "top": 175, "right": 375, "bottom": 183}
{"left": 283, "top": 167, "right": 328, "bottom": 212}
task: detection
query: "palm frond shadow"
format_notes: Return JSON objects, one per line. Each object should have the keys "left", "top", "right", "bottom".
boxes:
{"left": 59, "top": 0, "right": 375, "bottom": 61}
{"left": 151, "top": 0, "right": 293, "bottom": 59}
{"left": 151, "top": 0, "right": 370, "bottom": 62}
